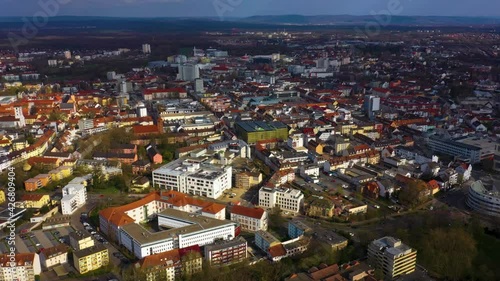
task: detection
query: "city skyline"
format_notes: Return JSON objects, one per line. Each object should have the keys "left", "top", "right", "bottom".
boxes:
{"left": 1, "top": 0, "right": 500, "bottom": 18}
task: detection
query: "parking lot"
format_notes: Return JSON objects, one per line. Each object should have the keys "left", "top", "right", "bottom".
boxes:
{"left": 0, "top": 226, "right": 74, "bottom": 253}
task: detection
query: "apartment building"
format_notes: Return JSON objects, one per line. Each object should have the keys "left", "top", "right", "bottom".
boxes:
{"left": 230, "top": 205, "right": 268, "bottom": 232}
{"left": 368, "top": 236, "right": 417, "bottom": 280}
{"left": 137, "top": 246, "right": 202, "bottom": 281}
{"left": 73, "top": 244, "right": 109, "bottom": 274}
{"left": 20, "top": 194, "right": 50, "bottom": 209}
{"left": 235, "top": 171, "right": 262, "bottom": 189}
{"left": 61, "top": 177, "right": 88, "bottom": 215}
{"left": 204, "top": 236, "right": 247, "bottom": 266}
{"left": 69, "top": 231, "right": 94, "bottom": 250}
{"left": 0, "top": 253, "right": 41, "bottom": 281}
{"left": 258, "top": 187, "right": 304, "bottom": 213}
{"left": 39, "top": 244, "right": 69, "bottom": 269}
{"left": 152, "top": 158, "right": 232, "bottom": 199}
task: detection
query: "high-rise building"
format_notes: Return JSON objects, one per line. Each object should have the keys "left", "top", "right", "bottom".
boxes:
{"left": 178, "top": 64, "right": 200, "bottom": 81}
{"left": 61, "top": 177, "right": 88, "bottom": 215}
{"left": 142, "top": 44, "right": 151, "bottom": 54}
{"left": 194, "top": 78, "right": 204, "bottom": 93}
{"left": 136, "top": 102, "right": 148, "bottom": 117}
{"left": 368, "top": 236, "right": 417, "bottom": 280}
{"left": 364, "top": 95, "right": 381, "bottom": 119}
{"left": 14, "top": 106, "right": 26, "bottom": 128}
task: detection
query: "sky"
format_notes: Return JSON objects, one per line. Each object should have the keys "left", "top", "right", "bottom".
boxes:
{"left": 0, "top": 0, "right": 499, "bottom": 18}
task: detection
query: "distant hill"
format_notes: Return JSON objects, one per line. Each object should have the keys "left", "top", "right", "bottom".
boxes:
{"left": 237, "top": 15, "right": 500, "bottom": 26}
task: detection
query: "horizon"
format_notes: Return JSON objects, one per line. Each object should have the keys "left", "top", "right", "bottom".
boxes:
{"left": 1, "top": 0, "right": 500, "bottom": 18}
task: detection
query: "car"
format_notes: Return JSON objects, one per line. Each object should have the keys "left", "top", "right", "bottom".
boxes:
{"left": 35, "top": 243, "right": 41, "bottom": 247}
{"left": 54, "top": 231, "right": 60, "bottom": 234}
{"left": 373, "top": 205, "right": 380, "bottom": 209}
{"left": 90, "top": 231, "right": 97, "bottom": 235}
{"left": 349, "top": 233, "right": 355, "bottom": 237}
{"left": 83, "top": 222, "right": 90, "bottom": 227}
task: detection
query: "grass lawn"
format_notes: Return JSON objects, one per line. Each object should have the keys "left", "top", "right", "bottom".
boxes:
{"left": 91, "top": 187, "right": 121, "bottom": 195}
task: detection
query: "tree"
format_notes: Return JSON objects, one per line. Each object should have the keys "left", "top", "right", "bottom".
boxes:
{"left": 420, "top": 228, "right": 477, "bottom": 281}
{"left": 398, "top": 180, "right": 428, "bottom": 208}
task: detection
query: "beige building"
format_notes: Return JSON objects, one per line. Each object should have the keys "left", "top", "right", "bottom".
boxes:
{"left": 230, "top": 205, "right": 268, "bottom": 232}
{"left": 69, "top": 231, "right": 94, "bottom": 250}
{"left": 368, "top": 236, "right": 417, "bottom": 280}
{"left": 73, "top": 244, "right": 109, "bottom": 274}
{"left": 235, "top": 171, "right": 262, "bottom": 189}
{"left": 0, "top": 253, "right": 41, "bottom": 281}
{"left": 39, "top": 244, "right": 69, "bottom": 269}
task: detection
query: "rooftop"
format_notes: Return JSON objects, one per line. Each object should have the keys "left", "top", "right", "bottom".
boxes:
{"left": 73, "top": 244, "right": 107, "bottom": 259}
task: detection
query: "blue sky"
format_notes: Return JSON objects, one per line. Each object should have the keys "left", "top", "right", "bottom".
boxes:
{"left": 0, "top": 0, "right": 499, "bottom": 17}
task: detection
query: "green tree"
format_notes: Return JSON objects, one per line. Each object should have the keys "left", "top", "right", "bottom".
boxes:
{"left": 398, "top": 180, "right": 428, "bottom": 208}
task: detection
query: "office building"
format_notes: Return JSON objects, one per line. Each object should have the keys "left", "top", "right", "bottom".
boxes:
{"left": 194, "top": 78, "right": 204, "bottom": 93}
{"left": 466, "top": 180, "right": 500, "bottom": 217}
{"left": 255, "top": 231, "right": 280, "bottom": 253}
{"left": 152, "top": 158, "right": 232, "bottom": 199}
{"left": 73, "top": 244, "right": 109, "bottom": 274}
{"left": 230, "top": 205, "right": 268, "bottom": 232}
{"left": 427, "top": 135, "right": 491, "bottom": 164}
{"left": 364, "top": 95, "right": 381, "bottom": 119}
{"left": 204, "top": 237, "right": 247, "bottom": 267}
{"left": 259, "top": 187, "right": 304, "bottom": 213}
{"left": 234, "top": 121, "right": 289, "bottom": 145}
{"left": 117, "top": 208, "right": 237, "bottom": 259}
{"left": 288, "top": 220, "right": 312, "bottom": 239}
{"left": 368, "top": 236, "right": 417, "bottom": 280}
{"left": 0, "top": 253, "right": 41, "bottom": 281}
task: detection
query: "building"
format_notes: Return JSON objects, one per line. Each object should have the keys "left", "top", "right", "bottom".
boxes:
{"left": 142, "top": 44, "right": 151, "bottom": 54}
{"left": 258, "top": 187, "right": 304, "bottom": 213}
{"left": 230, "top": 205, "right": 268, "bottom": 232}
{"left": 427, "top": 136, "right": 485, "bottom": 164}
{"left": 368, "top": 237, "right": 417, "bottom": 280}
{"left": 20, "top": 194, "right": 50, "bottom": 209}
{"left": 235, "top": 171, "right": 262, "bottom": 189}
{"left": 178, "top": 64, "right": 199, "bottom": 81}
{"left": 268, "top": 237, "right": 309, "bottom": 262}
{"left": 73, "top": 244, "right": 109, "bottom": 274}
{"left": 364, "top": 95, "right": 381, "bottom": 119}
{"left": 136, "top": 246, "right": 202, "bottom": 281}
{"left": 0, "top": 253, "right": 41, "bottom": 281}
{"left": 99, "top": 190, "right": 227, "bottom": 244}
{"left": 204, "top": 237, "right": 247, "bottom": 267}
{"left": 146, "top": 144, "right": 163, "bottom": 164}
{"left": 288, "top": 220, "right": 312, "bottom": 239}
{"left": 306, "top": 197, "right": 335, "bottom": 218}
{"left": 39, "top": 244, "right": 69, "bottom": 269}
{"left": 69, "top": 231, "right": 94, "bottom": 250}
{"left": 152, "top": 158, "right": 232, "bottom": 199}
{"left": 494, "top": 142, "right": 500, "bottom": 172}
{"left": 234, "top": 121, "right": 289, "bottom": 145}
{"left": 466, "top": 180, "right": 500, "bottom": 217}
{"left": 255, "top": 231, "right": 280, "bottom": 253}
{"left": 64, "top": 50, "right": 71, "bottom": 59}
{"left": 61, "top": 177, "right": 88, "bottom": 215}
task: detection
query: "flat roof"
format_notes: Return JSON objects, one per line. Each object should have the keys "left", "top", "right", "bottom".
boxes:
{"left": 236, "top": 121, "right": 287, "bottom": 133}
{"left": 429, "top": 135, "right": 480, "bottom": 151}
{"left": 470, "top": 180, "right": 500, "bottom": 198}
{"left": 121, "top": 208, "right": 236, "bottom": 246}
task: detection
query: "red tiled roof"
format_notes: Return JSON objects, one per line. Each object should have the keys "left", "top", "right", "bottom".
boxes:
{"left": 268, "top": 244, "right": 286, "bottom": 258}
{"left": 231, "top": 205, "right": 265, "bottom": 219}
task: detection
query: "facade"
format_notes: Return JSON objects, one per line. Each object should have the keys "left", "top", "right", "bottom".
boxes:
{"left": 20, "top": 194, "right": 50, "bottom": 209}
{"left": 61, "top": 178, "right": 88, "bottom": 215}
{"left": 39, "top": 244, "right": 69, "bottom": 269}
{"left": 234, "top": 121, "right": 289, "bottom": 145}
{"left": 73, "top": 244, "right": 109, "bottom": 274}
{"left": 466, "top": 180, "right": 500, "bottom": 217}
{"left": 255, "top": 231, "right": 280, "bottom": 253}
{"left": 0, "top": 253, "right": 41, "bottom": 281}
{"left": 368, "top": 237, "right": 417, "bottom": 280}
{"left": 258, "top": 187, "right": 304, "bottom": 213}
{"left": 288, "top": 220, "right": 312, "bottom": 239}
{"left": 230, "top": 205, "right": 268, "bottom": 232}
{"left": 178, "top": 64, "right": 200, "bottom": 81}
{"left": 152, "top": 158, "right": 232, "bottom": 199}
{"left": 235, "top": 171, "right": 262, "bottom": 189}
{"left": 204, "top": 237, "right": 247, "bottom": 266}
{"left": 427, "top": 136, "right": 482, "bottom": 164}
{"left": 137, "top": 246, "right": 202, "bottom": 281}
{"left": 69, "top": 231, "right": 94, "bottom": 250}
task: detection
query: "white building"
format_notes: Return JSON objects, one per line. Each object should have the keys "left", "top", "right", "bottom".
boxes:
{"left": 230, "top": 205, "right": 268, "bottom": 232}
{"left": 39, "top": 244, "right": 69, "bottom": 269}
{"left": 136, "top": 102, "right": 148, "bottom": 117}
{"left": 258, "top": 187, "right": 304, "bottom": 213}
{"left": 178, "top": 64, "right": 200, "bottom": 81}
{"left": 142, "top": 44, "right": 151, "bottom": 54}
{"left": 64, "top": 51, "right": 71, "bottom": 59}
{"left": 152, "top": 158, "right": 232, "bottom": 199}
{"left": 61, "top": 177, "right": 88, "bottom": 215}
{"left": 0, "top": 253, "right": 41, "bottom": 281}
{"left": 427, "top": 136, "right": 484, "bottom": 164}
{"left": 119, "top": 208, "right": 237, "bottom": 259}
{"left": 466, "top": 180, "right": 500, "bottom": 218}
